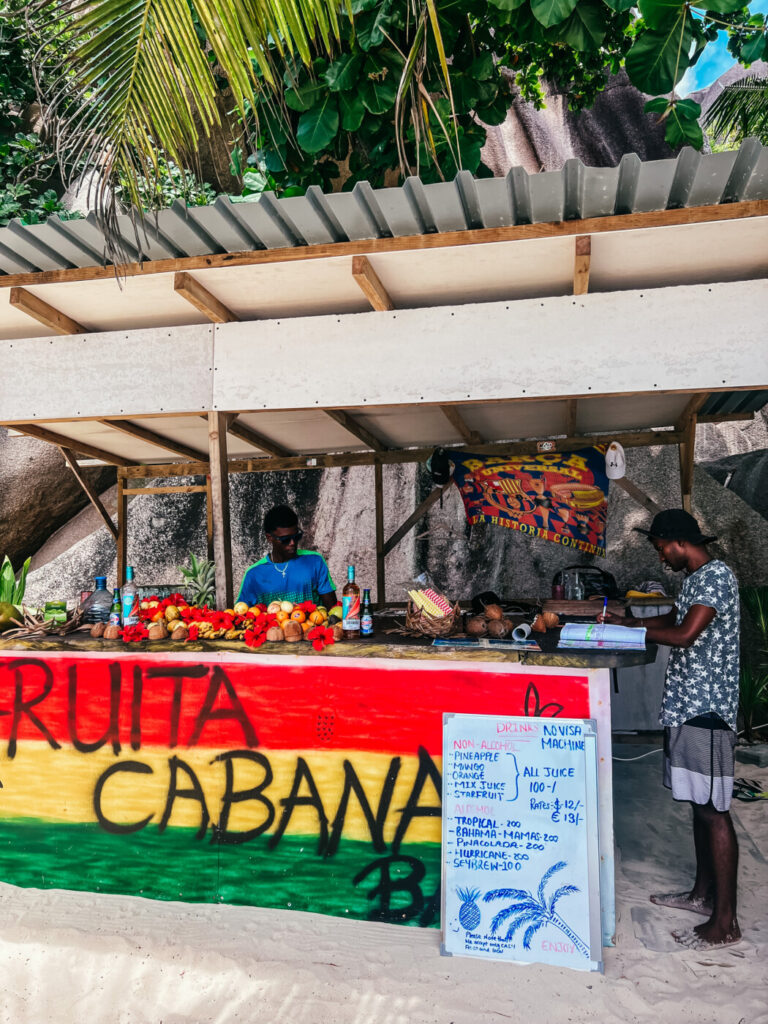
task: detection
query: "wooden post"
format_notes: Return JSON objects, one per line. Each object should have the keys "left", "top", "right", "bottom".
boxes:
{"left": 679, "top": 414, "right": 697, "bottom": 513}
{"left": 205, "top": 474, "right": 215, "bottom": 563}
{"left": 116, "top": 476, "right": 128, "bottom": 585}
{"left": 208, "top": 412, "right": 233, "bottom": 609}
{"left": 374, "top": 460, "right": 385, "bottom": 608}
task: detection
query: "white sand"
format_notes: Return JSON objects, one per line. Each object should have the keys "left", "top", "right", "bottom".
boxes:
{"left": 1, "top": 756, "right": 766, "bottom": 1024}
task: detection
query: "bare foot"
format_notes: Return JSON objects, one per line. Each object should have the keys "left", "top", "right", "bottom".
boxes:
{"left": 650, "top": 891, "right": 712, "bottom": 917}
{"left": 672, "top": 921, "right": 742, "bottom": 950}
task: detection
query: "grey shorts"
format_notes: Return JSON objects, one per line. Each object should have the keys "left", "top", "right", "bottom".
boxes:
{"left": 663, "top": 714, "right": 736, "bottom": 812}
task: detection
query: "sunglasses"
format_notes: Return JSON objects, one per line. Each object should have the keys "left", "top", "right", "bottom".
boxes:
{"left": 272, "top": 530, "right": 303, "bottom": 545}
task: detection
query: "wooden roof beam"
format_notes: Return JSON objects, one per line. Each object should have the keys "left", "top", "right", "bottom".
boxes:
{"left": 573, "top": 236, "right": 591, "bottom": 296}
{"left": 352, "top": 255, "right": 393, "bottom": 311}
{"left": 174, "top": 271, "right": 239, "bottom": 323}
{"left": 677, "top": 392, "right": 710, "bottom": 429}
{"left": 324, "top": 409, "right": 387, "bottom": 451}
{"left": 98, "top": 418, "right": 207, "bottom": 462}
{"left": 10, "top": 286, "right": 86, "bottom": 335}
{"left": 439, "top": 405, "right": 482, "bottom": 445}
{"left": 1, "top": 201, "right": 765, "bottom": 290}
{"left": 226, "top": 416, "right": 292, "bottom": 458}
{"left": 14, "top": 422, "right": 134, "bottom": 465}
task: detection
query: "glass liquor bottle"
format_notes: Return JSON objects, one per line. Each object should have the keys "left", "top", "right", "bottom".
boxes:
{"left": 361, "top": 588, "right": 373, "bottom": 636}
{"left": 342, "top": 565, "right": 361, "bottom": 639}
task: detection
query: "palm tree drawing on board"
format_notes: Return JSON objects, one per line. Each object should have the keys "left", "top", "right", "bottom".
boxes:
{"left": 483, "top": 861, "right": 589, "bottom": 958}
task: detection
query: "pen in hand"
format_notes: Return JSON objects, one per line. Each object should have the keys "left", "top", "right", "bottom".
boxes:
{"left": 601, "top": 596, "right": 608, "bottom": 624}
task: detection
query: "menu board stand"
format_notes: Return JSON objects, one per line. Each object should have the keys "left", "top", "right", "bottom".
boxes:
{"left": 441, "top": 713, "right": 603, "bottom": 973}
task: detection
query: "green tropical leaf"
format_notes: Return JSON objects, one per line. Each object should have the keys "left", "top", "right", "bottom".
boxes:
{"left": 703, "top": 75, "right": 768, "bottom": 144}
{"left": 12, "top": 556, "right": 31, "bottom": 604}
{"left": 296, "top": 95, "right": 340, "bottom": 152}
{"left": 0, "top": 557, "right": 15, "bottom": 604}
{"left": 741, "top": 30, "right": 767, "bottom": 63}
{"left": 530, "top": 0, "right": 579, "bottom": 29}
{"left": 285, "top": 79, "right": 327, "bottom": 111}
{"left": 360, "top": 52, "right": 402, "bottom": 114}
{"left": 701, "top": 0, "right": 748, "bottom": 11}
{"left": 665, "top": 105, "right": 704, "bottom": 148}
{"left": 602, "top": 0, "right": 634, "bottom": 11}
{"left": 356, "top": 0, "right": 399, "bottom": 51}
{"left": 487, "top": 0, "right": 527, "bottom": 8}
{"left": 35, "top": 0, "right": 344, "bottom": 260}
{"left": 637, "top": 0, "right": 685, "bottom": 30}
{"left": 324, "top": 53, "right": 364, "bottom": 91}
{"left": 554, "top": 0, "right": 607, "bottom": 50}
{"left": 644, "top": 97, "right": 670, "bottom": 113}
{"left": 338, "top": 90, "right": 366, "bottom": 130}
{"left": 626, "top": 15, "right": 695, "bottom": 94}
{"left": 675, "top": 98, "right": 701, "bottom": 119}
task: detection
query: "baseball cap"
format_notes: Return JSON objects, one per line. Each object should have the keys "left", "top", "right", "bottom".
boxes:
{"left": 605, "top": 441, "right": 626, "bottom": 480}
{"left": 634, "top": 508, "right": 717, "bottom": 545}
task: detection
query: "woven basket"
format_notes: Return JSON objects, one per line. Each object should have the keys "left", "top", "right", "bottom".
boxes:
{"left": 405, "top": 600, "right": 461, "bottom": 637}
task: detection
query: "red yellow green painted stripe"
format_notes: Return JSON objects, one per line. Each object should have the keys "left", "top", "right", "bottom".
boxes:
{"left": 0, "top": 652, "right": 591, "bottom": 926}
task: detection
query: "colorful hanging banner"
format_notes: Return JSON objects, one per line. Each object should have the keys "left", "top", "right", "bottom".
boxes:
{"left": 449, "top": 447, "right": 609, "bottom": 557}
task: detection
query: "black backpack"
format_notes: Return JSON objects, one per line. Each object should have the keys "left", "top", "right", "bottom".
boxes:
{"left": 551, "top": 566, "right": 619, "bottom": 599}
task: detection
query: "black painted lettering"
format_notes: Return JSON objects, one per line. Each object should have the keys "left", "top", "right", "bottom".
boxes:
{"left": 67, "top": 662, "right": 121, "bottom": 755}
{"left": 353, "top": 855, "right": 425, "bottom": 923}
{"left": 5, "top": 659, "right": 61, "bottom": 759}
{"left": 268, "top": 756, "right": 328, "bottom": 853}
{"left": 211, "top": 750, "right": 274, "bottom": 845}
{"left": 188, "top": 666, "right": 257, "bottom": 748}
{"left": 158, "top": 755, "right": 210, "bottom": 840}
{"left": 327, "top": 756, "right": 401, "bottom": 857}
{"left": 145, "top": 664, "right": 208, "bottom": 747}
{"left": 130, "top": 665, "right": 143, "bottom": 751}
{"left": 93, "top": 761, "right": 153, "bottom": 834}
{"left": 392, "top": 746, "right": 442, "bottom": 852}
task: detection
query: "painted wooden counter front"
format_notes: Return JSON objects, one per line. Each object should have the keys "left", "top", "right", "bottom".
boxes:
{"left": 0, "top": 646, "right": 617, "bottom": 936}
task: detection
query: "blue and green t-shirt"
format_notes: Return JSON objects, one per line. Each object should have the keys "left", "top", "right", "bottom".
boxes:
{"left": 237, "top": 550, "right": 336, "bottom": 607}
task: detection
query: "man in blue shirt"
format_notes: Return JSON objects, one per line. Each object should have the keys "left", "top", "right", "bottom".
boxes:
{"left": 237, "top": 504, "right": 337, "bottom": 610}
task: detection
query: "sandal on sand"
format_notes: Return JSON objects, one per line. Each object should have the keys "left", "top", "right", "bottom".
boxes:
{"left": 650, "top": 892, "right": 712, "bottom": 916}
{"left": 733, "top": 778, "right": 768, "bottom": 802}
{"left": 672, "top": 928, "right": 743, "bottom": 951}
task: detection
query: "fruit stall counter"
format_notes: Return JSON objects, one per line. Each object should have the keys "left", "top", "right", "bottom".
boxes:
{"left": 0, "top": 636, "right": 655, "bottom": 944}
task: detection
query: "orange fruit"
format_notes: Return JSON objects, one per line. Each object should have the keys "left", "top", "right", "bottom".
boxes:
{"left": 308, "top": 609, "right": 325, "bottom": 625}
{"left": 291, "top": 609, "right": 306, "bottom": 623}
{"left": 276, "top": 610, "right": 290, "bottom": 624}
{"left": 301, "top": 620, "right": 312, "bottom": 633}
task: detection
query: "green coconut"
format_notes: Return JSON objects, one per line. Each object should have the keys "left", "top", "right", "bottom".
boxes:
{"left": 0, "top": 601, "right": 21, "bottom": 632}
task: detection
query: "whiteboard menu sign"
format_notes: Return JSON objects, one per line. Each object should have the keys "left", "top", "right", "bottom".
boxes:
{"left": 442, "top": 714, "right": 603, "bottom": 973}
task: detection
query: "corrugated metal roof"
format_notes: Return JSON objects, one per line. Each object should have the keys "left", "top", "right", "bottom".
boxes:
{"left": 0, "top": 141, "right": 766, "bottom": 276}
{"left": 701, "top": 390, "right": 768, "bottom": 416}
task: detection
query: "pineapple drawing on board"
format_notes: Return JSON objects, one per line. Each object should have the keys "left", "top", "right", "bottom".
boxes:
{"left": 457, "top": 887, "right": 482, "bottom": 931}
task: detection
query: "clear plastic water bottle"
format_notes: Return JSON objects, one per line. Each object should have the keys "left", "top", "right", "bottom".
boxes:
{"left": 82, "top": 577, "right": 112, "bottom": 624}
{"left": 122, "top": 566, "right": 139, "bottom": 626}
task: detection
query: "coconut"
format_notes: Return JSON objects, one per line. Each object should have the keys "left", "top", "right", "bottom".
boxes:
{"left": 466, "top": 615, "right": 488, "bottom": 636}
{"left": 148, "top": 621, "right": 168, "bottom": 641}
{"left": 531, "top": 614, "right": 546, "bottom": 634}
{"left": 103, "top": 624, "right": 121, "bottom": 640}
{"left": 171, "top": 625, "right": 189, "bottom": 642}
{"left": 90, "top": 622, "right": 106, "bottom": 638}
{"left": 484, "top": 604, "right": 504, "bottom": 621}
{"left": 266, "top": 625, "right": 284, "bottom": 643}
{"left": 541, "top": 611, "right": 560, "bottom": 629}
{"left": 283, "top": 620, "right": 303, "bottom": 643}
{"left": 487, "top": 619, "right": 508, "bottom": 638}
{"left": 501, "top": 618, "right": 514, "bottom": 633}
{"left": 331, "top": 623, "right": 344, "bottom": 642}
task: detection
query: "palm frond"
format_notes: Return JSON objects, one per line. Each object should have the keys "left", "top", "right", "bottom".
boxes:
{"left": 547, "top": 884, "right": 579, "bottom": 915}
{"left": 33, "top": 0, "right": 345, "bottom": 260}
{"left": 703, "top": 76, "right": 768, "bottom": 146}
{"left": 489, "top": 900, "right": 540, "bottom": 933}
{"left": 522, "top": 917, "right": 547, "bottom": 949}
{"left": 504, "top": 909, "right": 544, "bottom": 943}
{"left": 537, "top": 860, "right": 567, "bottom": 906}
{"left": 483, "top": 887, "right": 530, "bottom": 902}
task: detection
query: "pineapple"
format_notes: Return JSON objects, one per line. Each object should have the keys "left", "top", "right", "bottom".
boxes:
{"left": 178, "top": 553, "right": 216, "bottom": 608}
{"left": 457, "top": 887, "right": 482, "bottom": 931}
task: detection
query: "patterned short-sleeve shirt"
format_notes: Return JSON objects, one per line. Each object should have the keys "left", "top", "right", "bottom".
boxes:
{"left": 661, "top": 559, "right": 740, "bottom": 730}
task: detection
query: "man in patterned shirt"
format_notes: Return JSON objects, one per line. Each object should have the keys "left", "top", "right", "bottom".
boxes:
{"left": 602, "top": 509, "right": 740, "bottom": 950}
{"left": 237, "top": 505, "right": 337, "bottom": 610}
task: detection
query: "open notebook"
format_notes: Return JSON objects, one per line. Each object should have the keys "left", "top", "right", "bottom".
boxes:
{"left": 558, "top": 622, "right": 647, "bottom": 650}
